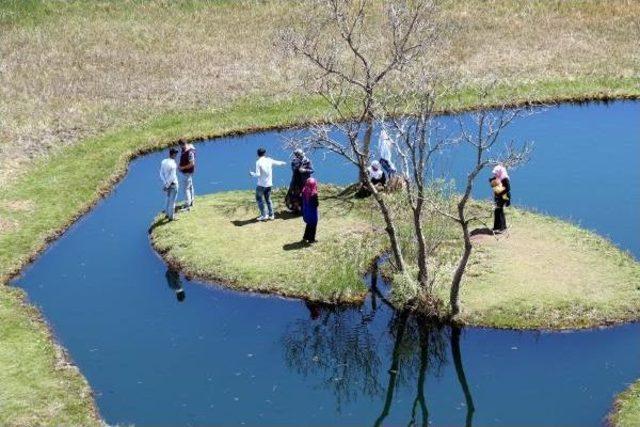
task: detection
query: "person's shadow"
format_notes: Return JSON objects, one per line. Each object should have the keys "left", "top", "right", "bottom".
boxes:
{"left": 231, "top": 211, "right": 301, "bottom": 227}
{"left": 148, "top": 217, "right": 171, "bottom": 234}
{"left": 470, "top": 227, "right": 493, "bottom": 237}
{"left": 165, "top": 268, "right": 186, "bottom": 302}
{"left": 283, "top": 241, "right": 311, "bottom": 251}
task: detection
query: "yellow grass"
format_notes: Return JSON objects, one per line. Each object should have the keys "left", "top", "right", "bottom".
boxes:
{"left": 2, "top": 0, "right": 639, "bottom": 185}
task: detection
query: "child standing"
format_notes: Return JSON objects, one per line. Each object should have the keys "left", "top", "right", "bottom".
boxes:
{"left": 301, "top": 178, "right": 319, "bottom": 243}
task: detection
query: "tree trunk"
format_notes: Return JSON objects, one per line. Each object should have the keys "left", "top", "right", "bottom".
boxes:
{"left": 451, "top": 326, "right": 475, "bottom": 427}
{"left": 412, "top": 202, "right": 429, "bottom": 290}
{"left": 369, "top": 184, "right": 406, "bottom": 273}
{"left": 450, "top": 221, "right": 472, "bottom": 317}
{"left": 374, "top": 310, "right": 409, "bottom": 427}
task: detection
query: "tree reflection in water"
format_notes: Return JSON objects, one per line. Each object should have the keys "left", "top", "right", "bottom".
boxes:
{"left": 282, "top": 287, "right": 475, "bottom": 425}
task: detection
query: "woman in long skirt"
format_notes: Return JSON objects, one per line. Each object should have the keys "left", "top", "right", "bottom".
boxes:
{"left": 301, "top": 178, "right": 319, "bottom": 243}
{"left": 285, "top": 149, "right": 314, "bottom": 213}
{"left": 490, "top": 165, "right": 511, "bottom": 232}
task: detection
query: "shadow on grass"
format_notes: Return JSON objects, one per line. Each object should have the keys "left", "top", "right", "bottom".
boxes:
{"left": 148, "top": 216, "right": 171, "bottom": 234}
{"left": 470, "top": 227, "right": 494, "bottom": 237}
{"left": 283, "top": 241, "right": 311, "bottom": 251}
{"left": 231, "top": 211, "right": 300, "bottom": 227}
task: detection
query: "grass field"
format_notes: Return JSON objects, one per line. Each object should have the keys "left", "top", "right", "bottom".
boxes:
{"left": 610, "top": 380, "right": 640, "bottom": 427}
{"left": 2, "top": 0, "right": 639, "bottom": 186}
{"left": 150, "top": 190, "right": 640, "bottom": 330}
{"left": 1, "top": 0, "right": 639, "bottom": 424}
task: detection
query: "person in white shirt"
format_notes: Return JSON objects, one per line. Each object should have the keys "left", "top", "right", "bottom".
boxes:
{"left": 249, "top": 147, "right": 286, "bottom": 221}
{"left": 378, "top": 128, "right": 397, "bottom": 177}
{"left": 159, "top": 148, "right": 179, "bottom": 221}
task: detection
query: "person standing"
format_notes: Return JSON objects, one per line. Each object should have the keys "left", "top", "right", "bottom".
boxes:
{"left": 250, "top": 147, "right": 286, "bottom": 221}
{"left": 285, "top": 149, "right": 314, "bottom": 213}
{"left": 301, "top": 178, "right": 319, "bottom": 243}
{"left": 490, "top": 164, "right": 511, "bottom": 232}
{"left": 378, "top": 128, "right": 397, "bottom": 178}
{"left": 159, "top": 148, "right": 179, "bottom": 221}
{"left": 178, "top": 139, "right": 196, "bottom": 210}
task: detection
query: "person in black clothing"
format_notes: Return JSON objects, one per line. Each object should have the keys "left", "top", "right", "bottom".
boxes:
{"left": 165, "top": 268, "right": 186, "bottom": 302}
{"left": 285, "top": 149, "right": 314, "bottom": 213}
{"left": 490, "top": 165, "right": 511, "bottom": 232}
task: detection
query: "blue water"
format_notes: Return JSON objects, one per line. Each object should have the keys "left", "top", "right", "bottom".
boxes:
{"left": 12, "top": 101, "right": 640, "bottom": 425}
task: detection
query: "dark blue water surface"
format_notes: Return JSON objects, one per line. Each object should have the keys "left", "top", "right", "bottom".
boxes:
{"left": 13, "top": 101, "right": 640, "bottom": 426}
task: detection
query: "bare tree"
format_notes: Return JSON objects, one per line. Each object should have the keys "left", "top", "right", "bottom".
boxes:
{"left": 442, "top": 87, "right": 533, "bottom": 316}
{"left": 382, "top": 71, "right": 450, "bottom": 307}
{"left": 280, "top": 0, "right": 443, "bottom": 282}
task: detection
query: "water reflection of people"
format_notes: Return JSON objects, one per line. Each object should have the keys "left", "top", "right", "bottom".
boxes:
{"left": 165, "top": 268, "right": 186, "bottom": 302}
{"left": 304, "top": 301, "right": 322, "bottom": 320}
{"left": 285, "top": 149, "right": 314, "bottom": 213}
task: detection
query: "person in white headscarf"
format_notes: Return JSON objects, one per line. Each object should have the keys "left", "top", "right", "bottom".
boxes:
{"left": 490, "top": 164, "right": 511, "bottom": 232}
{"left": 368, "top": 160, "right": 386, "bottom": 186}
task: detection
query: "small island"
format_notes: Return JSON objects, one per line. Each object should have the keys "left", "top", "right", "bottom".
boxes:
{"left": 150, "top": 187, "right": 640, "bottom": 330}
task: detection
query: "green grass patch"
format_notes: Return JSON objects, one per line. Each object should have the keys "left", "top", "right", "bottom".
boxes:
{"left": 610, "top": 380, "right": 640, "bottom": 427}
{"left": 150, "top": 187, "right": 384, "bottom": 303}
{"left": 455, "top": 209, "right": 640, "bottom": 329}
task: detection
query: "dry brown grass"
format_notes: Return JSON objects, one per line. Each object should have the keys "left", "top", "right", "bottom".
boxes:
{"left": 1, "top": 0, "right": 638, "bottom": 185}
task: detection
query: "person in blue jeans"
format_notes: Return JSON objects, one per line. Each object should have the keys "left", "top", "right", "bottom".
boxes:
{"left": 249, "top": 147, "right": 286, "bottom": 221}
{"left": 159, "top": 148, "right": 179, "bottom": 221}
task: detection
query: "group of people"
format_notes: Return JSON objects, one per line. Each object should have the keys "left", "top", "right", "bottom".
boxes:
{"left": 159, "top": 132, "right": 512, "bottom": 245}
{"left": 159, "top": 139, "right": 196, "bottom": 221}
{"left": 159, "top": 143, "right": 320, "bottom": 243}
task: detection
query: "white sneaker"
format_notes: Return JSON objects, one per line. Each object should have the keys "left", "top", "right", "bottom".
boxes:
{"left": 256, "top": 216, "right": 267, "bottom": 221}
{"left": 268, "top": 215, "right": 275, "bottom": 221}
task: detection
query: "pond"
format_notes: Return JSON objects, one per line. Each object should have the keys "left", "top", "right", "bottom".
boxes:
{"left": 12, "top": 101, "right": 639, "bottom": 425}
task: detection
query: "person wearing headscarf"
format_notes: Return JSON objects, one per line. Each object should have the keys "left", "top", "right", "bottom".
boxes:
{"left": 368, "top": 160, "right": 386, "bottom": 187}
{"left": 286, "top": 149, "right": 314, "bottom": 213}
{"left": 301, "top": 178, "right": 319, "bottom": 243}
{"left": 490, "top": 164, "right": 511, "bottom": 232}
{"left": 378, "top": 128, "right": 397, "bottom": 177}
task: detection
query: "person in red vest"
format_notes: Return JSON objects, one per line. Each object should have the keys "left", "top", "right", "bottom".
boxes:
{"left": 178, "top": 139, "right": 196, "bottom": 210}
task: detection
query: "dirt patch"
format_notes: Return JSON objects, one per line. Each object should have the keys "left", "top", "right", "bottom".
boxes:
{"left": 7, "top": 199, "right": 35, "bottom": 212}
{"left": 0, "top": 217, "right": 18, "bottom": 234}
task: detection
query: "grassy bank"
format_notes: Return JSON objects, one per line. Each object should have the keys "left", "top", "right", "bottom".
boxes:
{"left": 1, "top": 0, "right": 639, "bottom": 423}
{"left": 610, "top": 381, "right": 640, "bottom": 427}
{"left": 0, "top": 287, "right": 99, "bottom": 427}
{"left": 150, "top": 189, "right": 640, "bottom": 330}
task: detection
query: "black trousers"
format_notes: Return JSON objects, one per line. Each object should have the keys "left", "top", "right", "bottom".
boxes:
{"left": 493, "top": 207, "right": 507, "bottom": 231}
{"left": 303, "top": 223, "right": 317, "bottom": 242}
